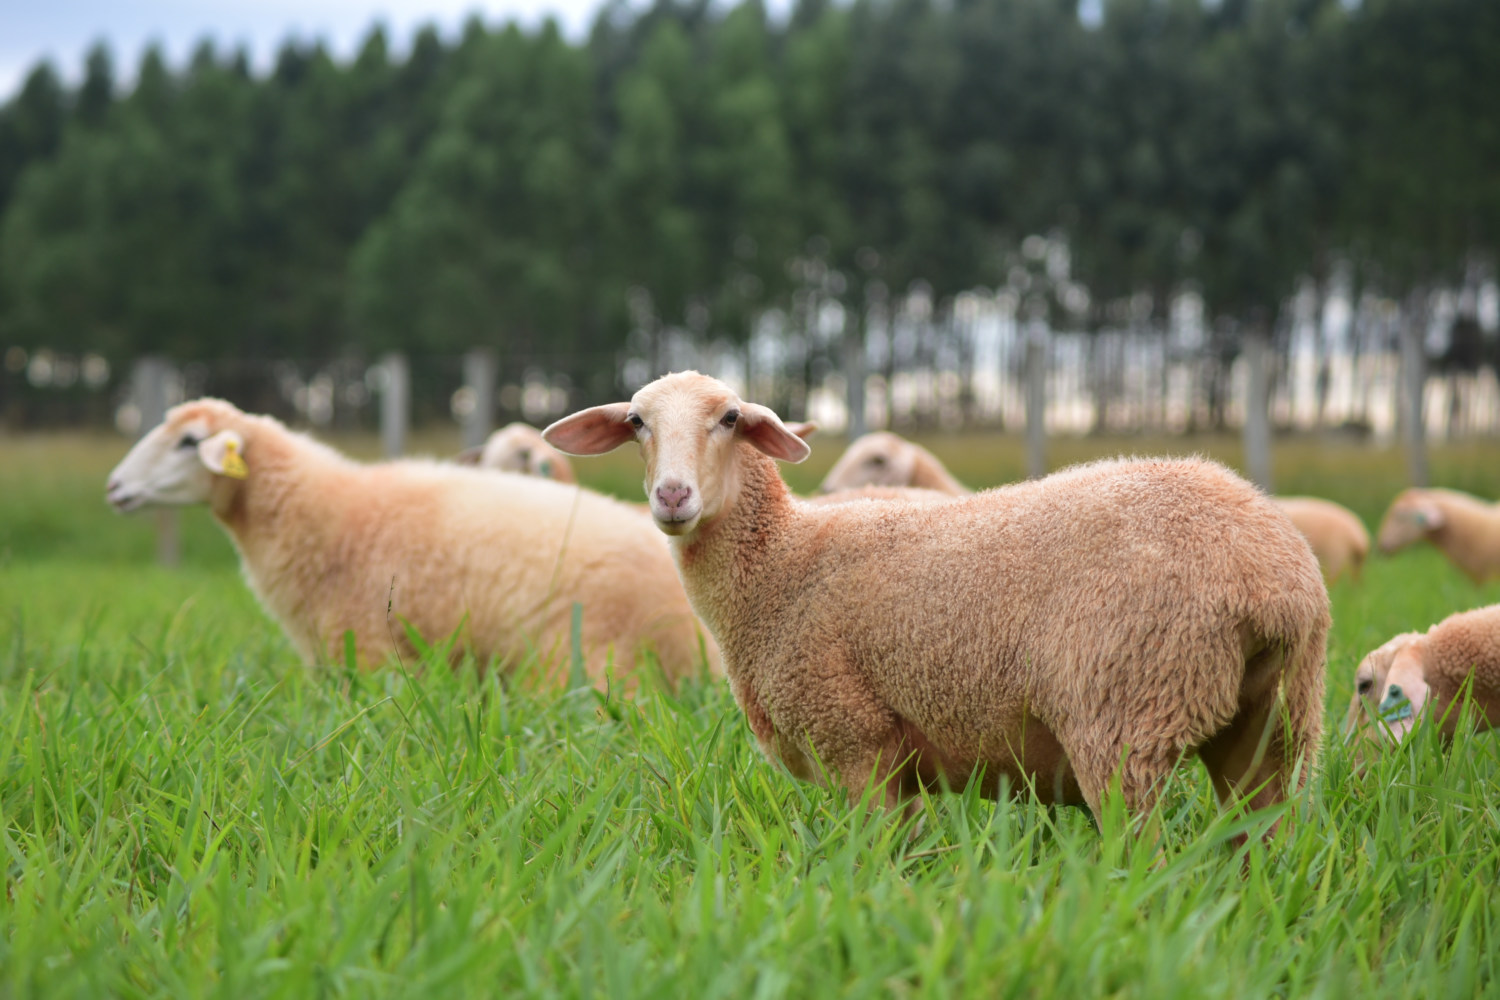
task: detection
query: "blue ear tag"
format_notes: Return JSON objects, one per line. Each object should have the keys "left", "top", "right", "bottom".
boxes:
{"left": 1379, "top": 688, "right": 1414, "bottom": 723}
{"left": 539, "top": 460, "right": 553, "bottom": 477}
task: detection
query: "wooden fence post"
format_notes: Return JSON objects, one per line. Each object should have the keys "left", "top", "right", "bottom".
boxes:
{"left": 1243, "top": 330, "right": 1274, "bottom": 492}
{"left": 461, "top": 348, "right": 496, "bottom": 450}
{"left": 1400, "top": 298, "right": 1429, "bottom": 487}
{"left": 133, "top": 357, "right": 179, "bottom": 567}
{"left": 1024, "top": 324, "right": 1047, "bottom": 479}
{"left": 380, "top": 352, "right": 409, "bottom": 459}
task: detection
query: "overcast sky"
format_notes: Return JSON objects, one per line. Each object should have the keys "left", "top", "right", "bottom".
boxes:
{"left": 1, "top": 0, "right": 750, "bottom": 101}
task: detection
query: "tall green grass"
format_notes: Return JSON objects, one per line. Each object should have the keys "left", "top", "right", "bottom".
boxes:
{"left": 2, "top": 431, "right": 1499, "bottom": 998}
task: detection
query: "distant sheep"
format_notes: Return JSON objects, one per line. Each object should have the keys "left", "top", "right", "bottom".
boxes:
{"left": 545, "top": 372, "right": 1329, "bottom": 831}
{"left": 106, "top": 399, "right": 718, "bottom": 687}
{"left": 1275, "top": 497, "right": 1369, "bottom": 583}
{"left": 457, "top": 422, "right": 577, "bottom": 483}
{"left": 1347, "top": 604, "right": 1500, "bottom": 743}
{"left": 818, "top": 431, "right": 969, "bottom": 495}
{"left": 1377, "top": 488, "right": 1500, "bottom": 584}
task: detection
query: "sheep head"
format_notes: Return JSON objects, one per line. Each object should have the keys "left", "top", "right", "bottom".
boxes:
{"left": 1376, "top": 490, "right": 1445, "bottom": 554}
{"left": 818, "top": 432, "right": 917, "bottom": 493}
{"left": 1345, "top": 631, "right": 1430, "bottom": 743}
{"left": 543, "top": 371, "right": 809, "bottom": 537}
{"left": 106, "top": 398, "right": 250, "bottom": 512}
{"left": 470, "top": 423, "right": 575, "bottom": 483}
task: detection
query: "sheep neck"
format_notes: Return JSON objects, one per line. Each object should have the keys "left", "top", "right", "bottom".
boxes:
{"left": 1429, "top": 495, "right": 1500, "bottom": 584}
{"left": 209, "top": 422, "right": 346, "bottom": 596}
{"left": 671, "top": 443, "right": 797, "bottom": 660}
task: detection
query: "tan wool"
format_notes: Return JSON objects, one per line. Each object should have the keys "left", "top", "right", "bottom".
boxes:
{"left": 106, "top": 399, "right": 718, "bottom": 687}
{"left": 1377, "top": 488, "right": 1500, "bottom": 584}
{"left": 1274, "top": 497, "right": 1370, "bottom": 583}
{"left": 545, "top": 372, "right": 1330, "bottom": 828}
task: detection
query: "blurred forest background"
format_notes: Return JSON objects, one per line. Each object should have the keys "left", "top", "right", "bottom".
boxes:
{"left": 0, "top": 0, "right": 1497, "bottom": 450}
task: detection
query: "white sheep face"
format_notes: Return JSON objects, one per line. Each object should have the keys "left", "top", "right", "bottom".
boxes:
{"left": 1347, "top": 632, "right": 1430, "bottom": 742}
{"left": 480, "top": 424, "right": 573, "bottom": 481}
{"left": 106, "top": 412, "right": 243, "bottom": 512}
{"left": 1376, "top": 491, "right": 1444, "bottom": 554}
{"left": 543, "top": 371, "right": 810, "bottom": 538}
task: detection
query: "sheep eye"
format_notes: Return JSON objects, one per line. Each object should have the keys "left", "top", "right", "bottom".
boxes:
{"left": 629, "top": 414, "right": 645, "bottom": 430}
{"left": 721, "top": 409, "right": 740, "bottom": 428}
{"left": 869, "top": 455, "right": 886, "bottom": 466}
{"left": 1357, "top": 678, "right": 1374, "bottom": 695}
{"left": 177, "top": 434, "right": 200, "bottom": 450}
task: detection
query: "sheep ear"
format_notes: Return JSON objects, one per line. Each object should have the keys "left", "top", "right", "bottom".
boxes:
{"left": 199, "top": 430, "right": 247, "bottom": 479}
{"left": 454, "top": 446, "right": 484, "bottom": 466}
{"left": 1412, "top": 500, "right": 1444, "bottom": 529}
{"left": 544, "top": 403, "right": 635, "bottom": 456}
{"left": 739, "top": 403, "right": 811, "bottom": 463}
{"left": 784, "top": 421, "right": 818, "bottom": 441}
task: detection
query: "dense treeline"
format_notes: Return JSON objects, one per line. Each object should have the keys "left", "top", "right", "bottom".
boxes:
{"left": 0, "top": 0, "right": 1496, "bottom": 414}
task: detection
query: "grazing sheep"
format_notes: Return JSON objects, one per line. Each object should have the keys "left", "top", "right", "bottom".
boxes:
{"left": 1346, "top": 604, "right": 1500, "bottom": 743}
{"left": 1274, "top": 497, "right": 1369, "bottom": 583}
{"left": 456, "top": 422, "right": 577, "bottom": 483}
{"left": 818, "top": 431, "right": 969, "bottom": 496}
{"left": 544, "top": 372, "right": 1329, "bottom": 830}
{"left": 105, "top": 399, "right": 718, "bottom": 687}
{"left": 1377, "top": 488, "right": 1500, "bottom": 584}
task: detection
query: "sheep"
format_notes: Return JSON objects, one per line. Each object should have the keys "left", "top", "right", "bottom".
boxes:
{"left": 1274, "top": 497, "right": 1369, "bottom": 583}
{"left": 818, "top": 431, "right": 969, "bottom": 496}
{"left": 105, "top": 398, "right": 718, "bottom": 688}
{"left": 1377, "top": 488, "right": 1500, "bottom": 584}
{"left": 1346, "top": 604, "right": 1500, "bottom": 743}
{"left": 804, "top": 485, "right": 958, "bottom": 507}
{"left": 544, "top": 371, "right": 1329, "bottom": 831}
{"left": 456, "top": 422, "right": 577, "bottom": 483}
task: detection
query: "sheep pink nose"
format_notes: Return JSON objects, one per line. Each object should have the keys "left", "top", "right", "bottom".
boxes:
{"left": 656, "top": 481, "right": 693, "bottom": 512}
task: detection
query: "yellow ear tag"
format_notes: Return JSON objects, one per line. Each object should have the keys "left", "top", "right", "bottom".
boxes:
{"left": 221, "top": 441, "right": 249, "bottom": 480}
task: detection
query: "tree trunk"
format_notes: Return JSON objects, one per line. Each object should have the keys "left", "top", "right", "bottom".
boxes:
{"left": 843, "top": 299, "right": 867, "bottom": 439}
{"left": 1400, "top": 291, "right": 1429, "bottom": 487}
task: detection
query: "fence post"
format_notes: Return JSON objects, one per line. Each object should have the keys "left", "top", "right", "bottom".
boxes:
{"left": 1243, "top": 330, "right": 1273, "bottom": 492}
{"left": 1399, "top": 298, "right": 1429, "bottom": 487}
{"left": 1024, "top": 323, "right": 1047, "bottom": 479}
{"left": 461, "top": 348, "right": 496, "bottom": 450}
{"left": 842, "top": 314, "right": 867, "bottom": 440}
{"left": 380, "top": 352, "right": 409, "bottom": 459}
{"left": 133, "top": 357, "right": 179, "bottom": 567}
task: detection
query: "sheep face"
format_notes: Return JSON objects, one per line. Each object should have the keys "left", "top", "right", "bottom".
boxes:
{"left": 818, "top": 432, "right": 916, "bottom": 493}
{"left": 544, "top": 371, "right": 809, "bottom": 537}
{"left": 1377, "top": 491, "right": 1444, "bottom": 554}
{"left": 1346, "top": 632, "right": 1430, "bottom": 742}
{"left": 476, "top": 424, "right": 574, "bottom": 482}
{"left": 106, "top": 400, "right": 247, "bottom": 512}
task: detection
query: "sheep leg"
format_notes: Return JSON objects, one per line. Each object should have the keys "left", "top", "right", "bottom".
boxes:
{"left": 1065, "top": 737, "right": 1180, "bottom": 830}
{"left": 1198, "top": 640, "right": 1323, "bottom": 840}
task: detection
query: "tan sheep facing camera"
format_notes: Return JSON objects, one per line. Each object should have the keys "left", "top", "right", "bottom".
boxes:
{"left": 1347, "top": 604, "right": 1500, "bottom": 743}
{"left": 1377, "top": 488, "right": 1500, "bottom": 584}
{"left": 545, "top": 371, "right": 1329, "bottom": 833}
{"left": 106, "top": 399, "right": 718, "bottom": 688}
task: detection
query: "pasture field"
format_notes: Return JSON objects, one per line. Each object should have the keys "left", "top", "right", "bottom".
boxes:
{"left": 2, "top": 429, "right": 1499, "bottom": 998}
